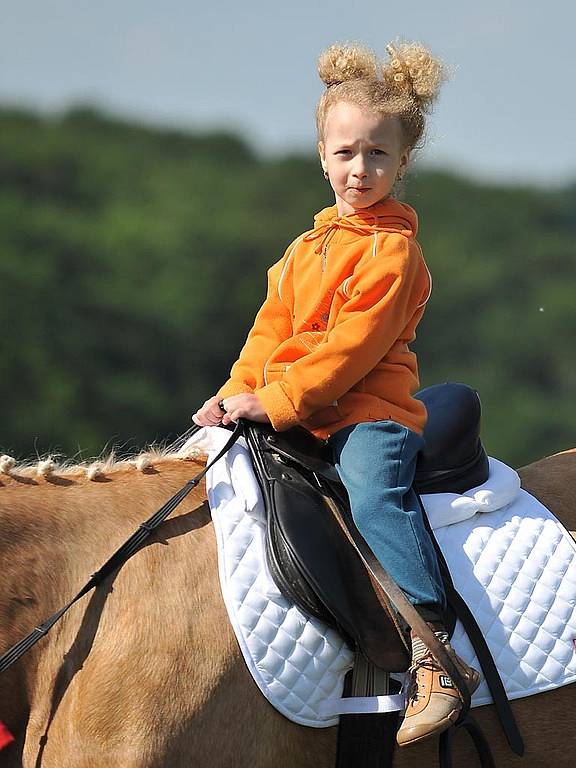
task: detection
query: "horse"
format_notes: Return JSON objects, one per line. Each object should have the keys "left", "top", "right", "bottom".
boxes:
{"left": 0, "top": 443, "right": 575, "bottom": 768}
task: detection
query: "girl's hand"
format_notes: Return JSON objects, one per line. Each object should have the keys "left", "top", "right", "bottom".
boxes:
{"left": 220, "top": 393, "right": 271, "bottom": 426}
{"left": 192, "top": 395, "right": 227, "bottom": 427}
{"left": 192, "top": 393, "right": 271, "bottom": 427}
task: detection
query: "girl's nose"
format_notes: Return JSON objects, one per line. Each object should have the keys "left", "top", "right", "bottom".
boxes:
{"left": 352, "top": 160, "right": 368, "bottom": 178}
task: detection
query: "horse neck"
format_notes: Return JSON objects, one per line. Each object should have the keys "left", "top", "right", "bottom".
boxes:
{"left": 0, "top": 491, "right": 72, "bottom": 652}
{"left": 0, "top": 477, "right": 87, "bottom": 735}
{"left": 0, "top": 457, "right": 212, "bottom": 729}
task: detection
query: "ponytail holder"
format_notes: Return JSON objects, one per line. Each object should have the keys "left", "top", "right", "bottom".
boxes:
{"left": 386, "top": 43, "right": 399, "bottom": 62}
{"left": 386, "top": 43, "right": 408, "bottom": 82}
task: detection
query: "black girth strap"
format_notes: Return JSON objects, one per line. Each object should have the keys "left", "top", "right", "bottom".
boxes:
{"left": 336, "top": 666, "right": 400, "bottom": 768}
{"left": 0, "top": 421, "right": 243, "bottom": 675}
{"left": 336, "top": 713, "right": 399, "bottom": 768}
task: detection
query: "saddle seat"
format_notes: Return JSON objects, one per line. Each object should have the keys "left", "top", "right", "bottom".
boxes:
{"left": 242, "top": 382, "right": 489, "bottom": 671}
{"left": 254, "top": 382, "right": 488, "bottom": 495}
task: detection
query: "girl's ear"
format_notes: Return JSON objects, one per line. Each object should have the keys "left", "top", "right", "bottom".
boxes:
{"left": 399, "top": 147, "right": 411, "bottom": 177}
{"left": 318, "top": 141, "right": 327, "bottom": 174}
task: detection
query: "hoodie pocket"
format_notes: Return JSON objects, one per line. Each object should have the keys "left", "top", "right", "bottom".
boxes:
{"left": 263, "top": 362, "right": 292, "bottom": 386}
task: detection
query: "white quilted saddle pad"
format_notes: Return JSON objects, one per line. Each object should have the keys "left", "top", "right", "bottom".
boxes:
{"left": 181, "top": 427, "right": 576, "bottom": 727}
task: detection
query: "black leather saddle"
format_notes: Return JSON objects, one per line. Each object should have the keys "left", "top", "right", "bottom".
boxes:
{"left": 242, "top": 381, "right": 489, "bottom": 671}
{"left": 241, "top": 381, "right": 523, "bottom": 756}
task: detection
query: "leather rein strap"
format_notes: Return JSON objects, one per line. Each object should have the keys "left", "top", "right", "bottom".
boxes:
{"left": 0, "top": 421, "right": 243, "bottom": 676}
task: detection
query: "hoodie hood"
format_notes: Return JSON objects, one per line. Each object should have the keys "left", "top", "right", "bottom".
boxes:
{"left": 313, "top": 197, "right": 418, "bottom": 238}
{"left": 304, "top": 197, "right": 418, "bottom": 256}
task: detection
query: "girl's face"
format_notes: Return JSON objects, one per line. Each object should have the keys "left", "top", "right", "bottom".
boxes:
{"left": 318, "top": 101, "right": 410, "bottom": 216}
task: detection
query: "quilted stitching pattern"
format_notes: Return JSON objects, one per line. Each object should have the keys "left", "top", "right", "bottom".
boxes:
{"left": 436, "top": 493, "right": 576, "bottom": 706}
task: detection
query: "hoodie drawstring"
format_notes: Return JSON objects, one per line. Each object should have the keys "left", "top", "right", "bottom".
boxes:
{"left": 303, "top": 213, "right": 383, "bottom": 256}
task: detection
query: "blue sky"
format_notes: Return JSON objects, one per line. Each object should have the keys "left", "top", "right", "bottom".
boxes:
{"left": 1, "top": 0, "right": 574, "bottom": 186}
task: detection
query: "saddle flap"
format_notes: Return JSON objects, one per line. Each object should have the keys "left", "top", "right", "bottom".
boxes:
{"left": 245, "top": 423, "right": 411, "bottom": 672}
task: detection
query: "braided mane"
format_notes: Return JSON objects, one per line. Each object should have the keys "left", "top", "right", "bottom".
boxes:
{"left": 0, "top": 442, "right": 207, "bottom": 484}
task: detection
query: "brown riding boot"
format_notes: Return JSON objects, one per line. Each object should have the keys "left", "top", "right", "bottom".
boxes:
{"left": 396, "top": 628, "right": 481, "bottom": 747}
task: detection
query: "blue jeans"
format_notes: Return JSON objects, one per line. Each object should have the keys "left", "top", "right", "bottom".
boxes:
{"left": 328, "top": 420, "right": 446, "bottom": 608}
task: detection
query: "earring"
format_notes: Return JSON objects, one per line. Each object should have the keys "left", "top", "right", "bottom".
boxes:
{"left": 323, "top": 170, "right": 329, "bottom": 180}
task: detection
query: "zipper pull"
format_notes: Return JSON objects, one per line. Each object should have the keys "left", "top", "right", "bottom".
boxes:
{"left": 321, "top": 243, "right": 329, "bottom": 272}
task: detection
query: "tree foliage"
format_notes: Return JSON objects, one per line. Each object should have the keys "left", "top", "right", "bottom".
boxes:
{"left": 0, "top": 106, "right": 573, "bottom": 467}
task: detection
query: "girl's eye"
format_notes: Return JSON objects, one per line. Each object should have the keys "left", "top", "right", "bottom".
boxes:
{"left": 371, "top": 149, "right": 386, "bottom": 155}
{"left": 335, "top": 149, "right": 351, "bottom": 155}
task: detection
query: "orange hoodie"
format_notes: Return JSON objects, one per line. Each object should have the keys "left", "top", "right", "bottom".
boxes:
{"left": 216, "top": 196, "right": 431, "bottom": 438}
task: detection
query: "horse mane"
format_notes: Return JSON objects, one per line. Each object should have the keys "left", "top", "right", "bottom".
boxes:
{"left": 0, "top": 441, "right": 208, "bottom": 484}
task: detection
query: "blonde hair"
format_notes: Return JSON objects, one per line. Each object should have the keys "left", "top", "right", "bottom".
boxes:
{"left": 316, "top": 41, "right": 448, "bottom": 151}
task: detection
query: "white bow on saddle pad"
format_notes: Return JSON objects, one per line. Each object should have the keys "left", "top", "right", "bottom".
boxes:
{"left": 181, "top": 427, "right": 576, "bottom": 728}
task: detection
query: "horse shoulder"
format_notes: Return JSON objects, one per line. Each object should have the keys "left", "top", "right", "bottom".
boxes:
{"left": 518, "top": 448, "right": 576, "bottom": 531}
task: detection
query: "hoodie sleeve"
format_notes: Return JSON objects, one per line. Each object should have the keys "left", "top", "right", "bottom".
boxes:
{"left": 254, "top": 233, "right": 429, "bottom": 430}
{"left": 216, "top": 240, "right": 296, "bottom": 400}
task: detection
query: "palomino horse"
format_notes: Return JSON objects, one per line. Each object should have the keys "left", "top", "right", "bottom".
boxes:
{"left": 0, "top": 444, "right": 575, "bottom": 767}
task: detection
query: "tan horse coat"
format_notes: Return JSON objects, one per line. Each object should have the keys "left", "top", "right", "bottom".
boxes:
{"left": 0, "top": 447, "right": 575, "bottom": 767}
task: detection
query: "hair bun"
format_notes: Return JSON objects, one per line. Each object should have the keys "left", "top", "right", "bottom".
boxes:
{"left": 383, "top": 42, "right": 447, "bottom": 111}
{"left": 318, "top": 43, "right": 378, "bottom": 88}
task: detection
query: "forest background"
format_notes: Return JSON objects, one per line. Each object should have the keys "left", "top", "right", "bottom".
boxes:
{"left": 0, "top": 106, "right": 574, "bottom": 469}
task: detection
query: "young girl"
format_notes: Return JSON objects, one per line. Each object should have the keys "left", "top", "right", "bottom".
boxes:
{"left": 192, "top": 41, "right": 479, "bottom": 746}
